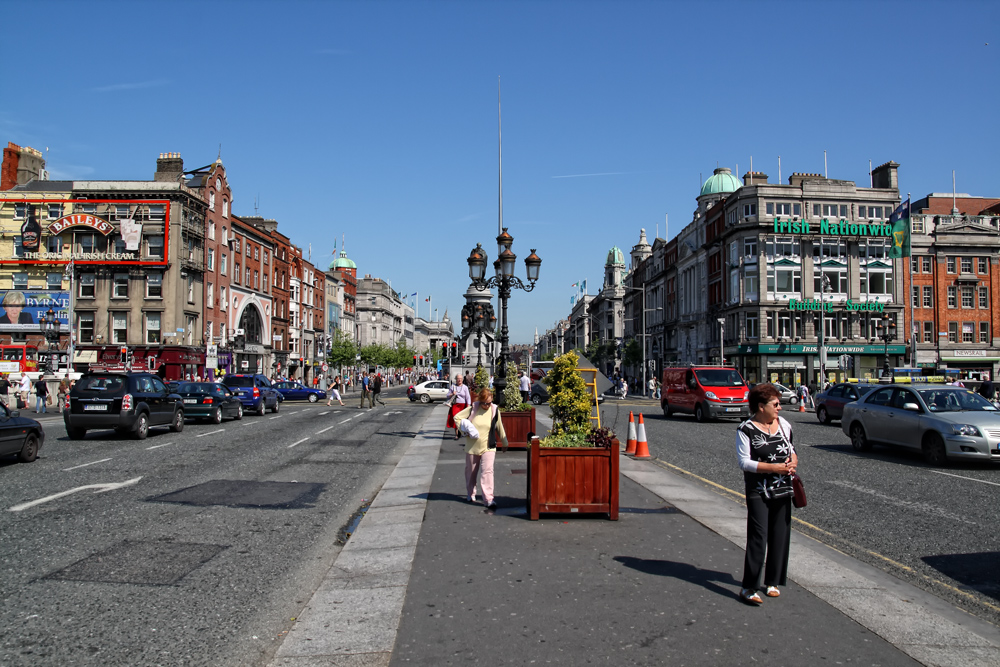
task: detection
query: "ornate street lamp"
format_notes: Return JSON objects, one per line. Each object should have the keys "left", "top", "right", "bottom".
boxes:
{"left": 40, "top": 307, "right": 61, "bottom": 373}
{"left": 467, "top": 229, "right": 541, "bottom": 399}
{"left": 876, "top": 313, "right": 897, "bottom": 381}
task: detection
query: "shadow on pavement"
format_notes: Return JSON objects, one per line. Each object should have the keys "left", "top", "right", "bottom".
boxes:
{"left": 614, "top": 555, "right": 740, "bottom": 599}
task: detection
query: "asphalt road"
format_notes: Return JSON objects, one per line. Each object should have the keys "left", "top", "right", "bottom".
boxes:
{"left": 0, "top": 385, "right": 424, "bottom": 667}
{"left": 590, "top": 398, "right": 1000, "bottom": 630}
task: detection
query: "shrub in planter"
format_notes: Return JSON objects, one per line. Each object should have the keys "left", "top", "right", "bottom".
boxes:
{"left": 501, "top": 361, "right": 531, "bottom": 412}
{"left": 544, "top": 351, "right": 592, "bottom": 435}
{"left": 474, "top": 364, "right": 490, "bottom": 392}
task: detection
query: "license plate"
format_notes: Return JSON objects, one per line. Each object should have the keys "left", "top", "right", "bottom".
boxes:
{"left": 184, "top": 399, "right": 197, "bottom": 404}
{"left": 84, "top": 404, "right": 108, "bottom": 411}
{"left": 725, "top": 407, "right": 742, "bottom": 413}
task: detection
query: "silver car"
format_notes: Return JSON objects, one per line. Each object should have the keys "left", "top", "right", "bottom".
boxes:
{"left": 841, "top": 384, "right": 1000, "bottom": 465}
{"left": 772, "top": 383, "right": 799, "bottom": 405}
{"left": 412, "top": 380, "right": 451, "bottom": 404}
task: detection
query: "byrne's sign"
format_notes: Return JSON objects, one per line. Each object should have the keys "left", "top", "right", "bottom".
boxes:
{"left": 773, "top": 219, "right": 892, "bottom": 237}
{"left": 47, "top": 214, "right": 115, "bottom": 236}
{"left": 789, "top": 299, "right": 888, "bottom": 313}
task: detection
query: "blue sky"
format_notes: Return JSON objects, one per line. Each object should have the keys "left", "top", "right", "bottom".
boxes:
{"left": 3, "top": 0, "right": 998, "bottom": 344}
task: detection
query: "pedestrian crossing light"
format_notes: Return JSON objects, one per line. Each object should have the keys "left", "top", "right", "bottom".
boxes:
{"left": 120, "top": 346, "right": 128, "bottom": 364}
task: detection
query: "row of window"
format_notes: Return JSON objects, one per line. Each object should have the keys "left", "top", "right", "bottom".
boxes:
{"left": 12, "top": 233, "right": 164, "bottom": 259}
{"left": 761, "top": 268, "right": 893, "bottom": 296}
{"left": 912, "top": 320, "right": 991, "bottom": 344}
{"left": 729, "top": 203, "right": 893, "bottom": 223}
{"left": 13, "top": 203, "right": 166, "bottom": 221}
{"left": 77, "top": 311, "right": 196, "bottom": 345}
{"left": 742, "top": 311, "right": 899, "bottom": 340}
{"left": 908, "top": 255, "right": 992, "bottom": 274}
{"left": 730, "top": 237, "right": 893, "bottom": 264}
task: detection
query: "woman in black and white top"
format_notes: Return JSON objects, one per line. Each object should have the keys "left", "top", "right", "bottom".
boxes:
{"left": 736, "top": 383, "right": 798, "bottom": 605}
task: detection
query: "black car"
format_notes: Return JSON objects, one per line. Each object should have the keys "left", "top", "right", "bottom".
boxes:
{"left": 175, "top": 382, "right": 244, "bottom": 423}
{"left": 221, "top": 374, "right": 281, "bottom": 415}
{"left": 64, "top": 372, "right": 185, "bottom": 440}
{"left": 0, "top": 402, "right": 45, "bottom": 463}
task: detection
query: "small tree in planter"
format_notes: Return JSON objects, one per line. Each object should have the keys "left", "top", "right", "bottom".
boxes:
{"left": 496, "top": 361, "right": 534, "bottom": 449}
{"left": 544, "top": 351, "right": 592, "bottom": 436}
{"left": 501, "top": 362, "right": 528, "bottom": 411}
{"left": 474, "top": 364, "right": 490, "bottom": 392}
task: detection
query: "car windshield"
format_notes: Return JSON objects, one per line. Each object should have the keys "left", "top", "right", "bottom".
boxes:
{"left": 694, "top": 369, "right": 745, "bottom": 387}
{"left": 917, "top": 388, "right": 998, "bottom": 412}
{"left": 179, "top": 382, "right": 213, "bottom": 394}
{"left": 222, "top": 377, "right": 253, "bottom": 388}
{"left": 78, "top": 376, "right": 125, "bottom": 392}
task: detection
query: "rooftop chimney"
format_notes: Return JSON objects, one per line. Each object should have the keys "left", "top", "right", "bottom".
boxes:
{"left": 871, "top": 161, "right": 899, "bottom": 190}
{"left": 743, "top": 171, "right": 768, "bottom": 186}
{"left": 2, "top": 142, "right": 46, "bottom": 190}
{"left": 154, "top": 152, "right": 184, "bottom": 182}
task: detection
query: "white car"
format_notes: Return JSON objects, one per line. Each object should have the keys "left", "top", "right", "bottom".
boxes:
{"left": 413, "top": 380, "right": 450, "bottom": 404}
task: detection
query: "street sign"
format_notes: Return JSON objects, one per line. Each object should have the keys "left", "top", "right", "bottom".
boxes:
{"left": 206, "top": 344, "right": 218, "bottom": 370}
{"left": 322, "top": 363, "right": 329, "bottom": 373}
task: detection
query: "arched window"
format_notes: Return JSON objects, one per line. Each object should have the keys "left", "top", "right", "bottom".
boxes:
{"left": 239, "top": 305, "right": 264, "bottom": 345}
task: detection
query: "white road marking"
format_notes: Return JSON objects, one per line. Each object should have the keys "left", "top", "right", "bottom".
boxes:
{"left": 930, "top": 470, "right": 1000, "bottom": 487}
{"left": 319, "top": 411, "right": 330, "bottom": 416}
{"left": 288, "top": 437, "right": 309, "bottom": 448}
{"left": 339, "top": 417, "right": 353, "bottom": 424}
{"left": 829, "top": 480, "right": 977, "bottom": 525}
{"left": 196, "top": 429, "right": 225, "bottom": 438}
{"left": 9, "top": 477, "right": 143, "bottom": 512}
{"left": 145, "top": 442, "right": 173, "bottom": 450}
{"left": 62, "top": 458, "right": 111, "bottom": 471}
{"left": 269, "top": 415, "right": 282, "bottom": 420}
{"left": 287, "top": 410, "right": 301, "bottom": 415}
{"left": 242, "top": 422, "right": 255, "bottom": 426}
{"left": 316, "top": 425, "right": 334, "bottom": 434}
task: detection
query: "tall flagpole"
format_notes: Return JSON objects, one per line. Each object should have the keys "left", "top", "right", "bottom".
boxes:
{"left": 497, "top": 77, "right": 504, "bottom": 367}
{"left": 907, "top": 192, "right": 915, "bottom": 369}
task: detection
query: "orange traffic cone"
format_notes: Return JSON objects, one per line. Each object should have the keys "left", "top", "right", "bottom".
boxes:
{"left": 625, "top": 411, "right": 637, "bottom": 454}
{"left": 633, "top": 413, "right": 650, "bottom": 458}
{"left": 799, "top": 399, "right": 805, "bottom": 413}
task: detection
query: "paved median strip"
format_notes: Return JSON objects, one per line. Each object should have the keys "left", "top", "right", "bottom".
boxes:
{"left": 196, "top": 429, "right": 225, "bottom": 438}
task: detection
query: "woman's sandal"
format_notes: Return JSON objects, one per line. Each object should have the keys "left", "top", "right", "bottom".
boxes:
{"left": 765, "top": 586, "right": 780, "bottom": 598}
{"left": 740, "top": 588, "right": 763, "bottom": 605}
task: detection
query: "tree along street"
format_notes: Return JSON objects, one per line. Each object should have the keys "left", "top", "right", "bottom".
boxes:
{"left": 591, "top": 401, "right": 1000, "bottom": 629}
{"left": 0, "top": 386, "right": 421, "bottom": 666}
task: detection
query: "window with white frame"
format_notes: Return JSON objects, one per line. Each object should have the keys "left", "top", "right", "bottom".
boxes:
{"left": 912, "top": 217, "right": 924, "bottom": 233}
{"left": 113, "top": 273, "right": 129, "bottom": 298}
{"left": 254, "top": 270, "right": 259, "bottom": 289}
{"left": 46, "top": 273, "right": 62, "bottom": 290}
{"left": 78, "top": 312, "right": 95, "bottom": 343}
{"left": 948, "top": 321, "right": 958, "bottom": 342}
{"left": 47, "top": 236, "right": 61, "bottom": 253}
{"left": 947, "top": 257, "right": 956, "bottom": 273}
{"left": 947, "top": 286, "right": 957, "bottom": 308}
{"left": 963, "top": 322, "right": 974, "bottom": 343}
{"left": 860, "top": 271, "right": 893, "bottom": 296}
{"left": 208, "top": 222, "right": 216, "bottom": 240}
{"left": 145, "top": 312, "right": 161, "bottom": 343}
{"left": 12, "top": 273, "right": 27, "bottom": 290}
{"left": 980, "top": 286, "right": 989, "bottom": 309}
{"left": 244, "top": 240, "right": 250, "bottom": 257}
{"left": 222, "top": 199, "right": 228, "bottom": 217}
{"left": 220, "top": 286, "right": 227, "bottom": 311}
{"left": 12, "top": 237, "right": 23, "bottom": 258}
{"left": 77, "top": 233, "right": 96, "bottom": 253}
{"left": 744, "top": 238, "right": 757, "bottom": 258}
{"left": 961, "top": 257, "right": 973, "bottom": 274}
{"left": 209, "top": 192, "right": 216, "bottom": 211}
{"left": 764, "top": 236, "right": 799, "bottom": 258}
{"left": 47, "top": 204, "right": 63, "bottom": 220}
{"left": 743, "top": 203, "right": 756, "bottom": 217}
{"left": 147, "top": 235, "right": 164, "bottom": 259}
{"left": 207, "top": 247, "right": 215, "bottom": 271}
{"left": 187, "top": 276, "right": 195, "bottom": 303}
{"left": 148, "top": 205, "right": 165, "bottom": 221}
{"left": 744, "top": 270, "right": 758, "bottom": 300}
{"left": 864, "top": 238, "right": 890, "bottom": 260}
{"left": 729, "top": 271, "right": 738, "bottom": 302}
{"left": 79, "top": 274, "right": 96, "bottom": 298}
{"left": 961, "top": 286, "right": 974, "bottom": 308}
{"left": 923, "top": 321, "right": 933, "bottom": 343}
{"left": 745, "top": 313, "right": 759, "bottom": 338}
{"left": 979, "top": 257, "right": 988, "bottom": 274}
{"left": 981, "top": 322, "right": 990, "bottom": 343}
{"left": 264, "top": 250, "right": 268, "bottom": 264}
{"left": 921, "top": 256, "right": 931, "bottom": 272}
{"left": 146, "top": 273, "right": 162, "bottom": 298}
{"left": 112, "top": 312, "right": 128, "bottom": 343}
{"left": 234, "top": 263, "right": 241, "bottom": 284}
{"left": 923, "top": 286, "right": 933, "bottom": 308}
{"left": 254, "top": 246, "right": 259, "bottom": 261}
{"left": 220, "top": 253, "right": 227, "bottom": 277}
{"left": 14, "top": 203, "right": 27, "bottom": 220}
{"left": 114, "top": 205, "right": 129, "bottom": 220}
{"left": 207, "top": 282, "right": 214, "bottom": 309}
{"left": 912, "top": 286, "right": 920, "bottom": 308}
{"left": 815, "top": 269, "right": 847, "bottom": 294}
{"left": 767, "top": 267, "right": 801, "bottom": 294}
{"left": 245, "top": 267, "right": 251, "bottom": 285}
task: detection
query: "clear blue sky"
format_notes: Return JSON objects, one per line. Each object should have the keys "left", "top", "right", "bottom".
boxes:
{"left": 4, "top": 1, "right": 998, "bottom": 344}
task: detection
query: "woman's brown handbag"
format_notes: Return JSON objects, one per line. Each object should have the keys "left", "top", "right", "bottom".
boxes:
{"left": 790, "top": 473, "right": 807, "bottom": 508}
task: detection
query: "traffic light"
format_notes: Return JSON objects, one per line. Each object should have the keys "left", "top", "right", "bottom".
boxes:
{"left": 451, "top": 342, "right": 458, "bottom": 359}
{"left": 120, "top": 346, "right": 128, "bottom": 364}
{"left": 413, "top": 354, "right": 417, "bottom": 365}
{"left": 441, "top": 342, "right": 448, "bottom": 358}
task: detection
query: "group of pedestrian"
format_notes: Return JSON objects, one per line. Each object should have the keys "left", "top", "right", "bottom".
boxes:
{"left": 357, "top": 371, "right": 386, "bottom": 409}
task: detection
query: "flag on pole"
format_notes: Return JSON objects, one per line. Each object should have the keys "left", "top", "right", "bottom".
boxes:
{"left": 888, "top": 198, "right": 911, "bottom": 258}
{"left": 580, "top": 279, "right": 587, "bottom": 292}
{"left": 425, "top": 297, "right": 431, "bottom": 302}
{"left": 571, "top": 282, "right": 578, "bottom": 288}
{"left": 570, "top": 296, "right": 576, "bottom": 305}
{"left": 410, "top": 292, "right": 417, "bottom": 297}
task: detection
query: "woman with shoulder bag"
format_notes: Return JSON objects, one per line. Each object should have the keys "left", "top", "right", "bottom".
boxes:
{"left": 444, "top": 374, "right": 471, "bottom": 439}
{"left": 455, "top": 387, "right": 508, "bottom": 509}
{"left": 735, "top": 383, "right": 799, "bottom": 605}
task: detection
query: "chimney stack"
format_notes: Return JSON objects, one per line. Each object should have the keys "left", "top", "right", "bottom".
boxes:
{"left": 155, "top": 152, "right": 184, "bottom": 182}
{"left": 871, "top": 161, "right": 899, "bottom": 190}
{"left": 743, "top": 171, "right": 768, "bottom": 186}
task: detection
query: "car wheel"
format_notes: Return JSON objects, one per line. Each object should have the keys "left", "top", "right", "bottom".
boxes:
{"left": 849, "top": 423, "right": 871, "bottom": 452}
{"left": 531, "top": 393, "right": 542, "bottom": 405}
{"left": 66, "top": 426, "right": 87, "bottom": 440}
{"left": 308, "top": 394, "right": 318, "bottom": 403}
{"left": 18, "top": 433, "right": 39, "bottom": 462}
{"left": 789, "top": 396, "right": 798, "bottom": 405}
{"left": 419, "top": 394, "right": 431, "bottom": 404}
{"left": 235, "top": 405, "right": 243, "bottom": 420}
{"left": 257, "top": 401, "right": 266, "bottom": 416}
{"left": 133, "top": 412, "right": 149, "bottom": 440}
{"left": 211, "top": 407, "right": 223, "bottom": 424}
{"left": 271, "top": 399, "right": 280, "bottom": 413}
{"left": 922, "top": 432, "right": 948, "bottom": 466}
{"left": 817, "top": 406, "right": 830, "bottom": 424}
{"left": 170, "top": 410, "right": 185, "bottom": 433}
{"left": 663, "top": 403, "right": 672, "bottom": 418}
{"left": 695, "top": 403, "right": 707, "bottom": 423}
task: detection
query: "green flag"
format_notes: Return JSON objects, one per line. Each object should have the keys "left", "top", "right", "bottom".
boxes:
{"left": 888, "top": 198, "right": 911, "bottom": 258}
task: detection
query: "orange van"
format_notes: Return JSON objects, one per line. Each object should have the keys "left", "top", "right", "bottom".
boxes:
{"left": 661, "top": 366, "right": 749, "bottom": 422}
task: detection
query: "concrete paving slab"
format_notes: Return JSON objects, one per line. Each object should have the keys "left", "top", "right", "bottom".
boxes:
{"left": 366, "top": 488, "right": 425, "bottom": 509}
{"left": 328, "top": 546, "right": 417, "bottom": 578}
{"left": 270, "top": 654, "right": 390, "bottom": 667}
{"left": 377, "top": 473, "right": 434, "bottom": 490}
{"left": 355, "top": 506, "right": 424, "bottom": 528}
{"left": 903, "top": 645, "right": 1000, "bottom": 667}
{"left": 343, "top": 521, "right": 421, "bottom": 551}
{"left": 322, "top": 572, "right": 411, "bottom": 590}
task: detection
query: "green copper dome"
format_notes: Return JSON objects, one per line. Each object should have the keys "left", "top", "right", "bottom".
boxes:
{"left": 700, "top": 167, "right": 741, "bottom": 197}
{"left": 330, "top": 250, "right": 356, "bottom": 270}
{"left": 606, "top": 246, "right": 625, "bottom": 266}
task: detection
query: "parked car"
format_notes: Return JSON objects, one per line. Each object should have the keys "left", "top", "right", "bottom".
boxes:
{"left": 841, "top": 383, "right": 1000, "bottom": 465}
{"left": 661, "top": 366, "right": 749, "bottom": 422}
{"left": 64, "top": 372, "right": 185, "bottom": 440}
{"left": 771, "top": 383, "right": 799, "bottom": 405}
{"left": 530, "top": 381, "right": 549, "bottom": 405}
{"left": 221, "top": 374, "right": 281, "bottom": 415}
{"left": 814, "top": 382, "right": 879, "bottom": 424}
{"left": 0, "top": 402, "right": 44, "bottom": 463}
{"left": 412, "top": 379, "right": 450, "bottom": 404}
{"left": 175, "top": 382, "right": 244, "bottom": 423}
{"left": 273, "top": 381, "right": 326, "bottom": 403}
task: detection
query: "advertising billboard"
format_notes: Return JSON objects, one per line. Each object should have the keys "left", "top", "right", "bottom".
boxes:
{"left": 0, "top": 291, "right": 70, "bottom": 332}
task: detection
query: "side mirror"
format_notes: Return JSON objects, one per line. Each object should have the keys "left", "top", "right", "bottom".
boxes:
{"left": 903, "top": 402, "right": 921, "bottom": 412}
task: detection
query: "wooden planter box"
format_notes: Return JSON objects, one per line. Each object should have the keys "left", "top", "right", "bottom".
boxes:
{"left": 527, "top": 436, "right": 619, "bottom": 520}
{"left": 501, "top": 408, "right": 536, "bottom": 450}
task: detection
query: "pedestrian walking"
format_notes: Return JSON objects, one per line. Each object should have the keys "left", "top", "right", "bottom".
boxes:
{"left": 57, "top": 378, "right": 70, "bottom": 412}
{"left": 455, "top": 387, "right": 508, "bottom": 509}
{"left": 359, "top": 372, "right": 373, "bottom": 409}
{"left": 797, "top": 383, "right": 811, "bottom": 408}
{"left": 445, "top": 374, "right": 472, "bottom": 439}
{"left": 0, "top": 373, "right": 10, "bottom": 406}
{"left": 34, "top": 377, "right": 48, "bottom": 414}
{"left": 18, "top": 373, "right": 31, "bottom": 409}
{"left": 326, "top": 375, "right": 345, "bottom": 406}
{"left": 518, "top": 371, "right": 530, "bottom": 403}
{"left": 372, "top": 373, "right": 385, "bottom": 406}
{"left": 736, "top": 383, "right": 798, "bottom": 605}
{"left": 647, "top": 377, "right": 656, "bottom": 398}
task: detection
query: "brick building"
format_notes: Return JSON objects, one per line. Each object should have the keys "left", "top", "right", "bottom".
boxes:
{"left": 229, "top": 216, "right": 274, "bottom": 375}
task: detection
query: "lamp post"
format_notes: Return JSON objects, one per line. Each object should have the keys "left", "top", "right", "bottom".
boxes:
{"left": 467, "top": 231, "right": 541, "bottom": 400}
{"left": 40, "top": 307, "right": 61, "bottom": 374}
{"left": 718, "top": 318, "right": 726, "bottom": 366}
{"left": 817, "top": 273, "right": 832, "bottom": 386}
{"left": 877, "top": 313, "right": 897, "bottom": 381}
{"left": 623, "top": 285, "right": 647, "bottom": 396}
